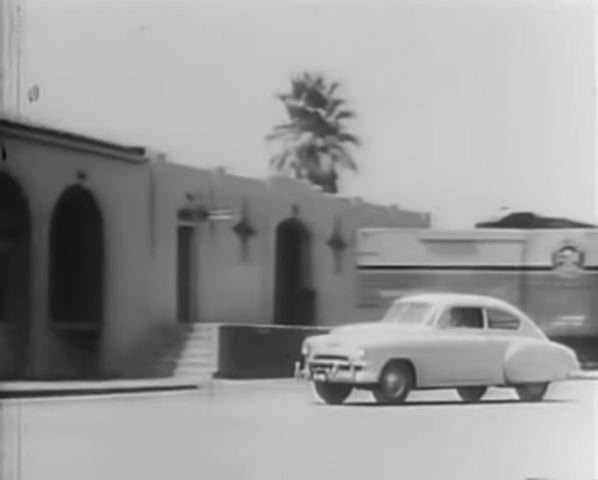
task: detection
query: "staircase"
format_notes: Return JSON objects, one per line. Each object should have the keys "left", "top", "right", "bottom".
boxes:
{"left": 158, "top": 323, "right": 218, "bottom": 381}
{"left": 126, "top": 323, "right": 218, "bottom": 383}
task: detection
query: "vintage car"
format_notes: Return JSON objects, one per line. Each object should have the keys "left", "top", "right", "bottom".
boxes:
{"left": 296, "top": 293, "right": 580, "bottom": 405}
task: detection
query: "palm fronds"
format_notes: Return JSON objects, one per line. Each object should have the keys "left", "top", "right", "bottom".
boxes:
{"left": 266, "top": 72, "right": 360, "bottom": 193}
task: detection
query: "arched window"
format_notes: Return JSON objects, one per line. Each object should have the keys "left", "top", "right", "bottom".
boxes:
{"left": 49, "top": 186, "right": 104, "bottom": 328}
{"left": 0, "top": 172, "right": 31, "bottom": 325}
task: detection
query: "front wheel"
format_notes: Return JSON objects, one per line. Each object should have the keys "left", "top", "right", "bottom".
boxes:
{"left": 313, "top": 381, "right": 353, "bottom": 405}
{"left": 373, "top": 361, "right": 414, "bottom": 405}
{"left": 456, "top": 386, "right": 487, "bottom": 403}
{"left": 515, "top": 382, "right": 549, "bottom": 402}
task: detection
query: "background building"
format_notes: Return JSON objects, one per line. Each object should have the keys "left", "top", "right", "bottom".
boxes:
{"left": 356, "top": 227, "right": 598, "bottom": 364}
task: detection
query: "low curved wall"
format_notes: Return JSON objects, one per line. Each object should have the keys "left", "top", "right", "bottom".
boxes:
{"left": 216, "top": 325, "right": 331, "bottom": 379}
{"left": 213, "top": 325, "right": 598, "bottom": 379}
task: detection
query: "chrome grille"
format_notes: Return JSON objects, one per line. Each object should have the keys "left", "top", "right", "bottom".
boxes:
{"left": 308, "top": 355, "right": 363, "bottom": 373}
{"left": 313, "top": 354, "right": 350, "bottom": 362}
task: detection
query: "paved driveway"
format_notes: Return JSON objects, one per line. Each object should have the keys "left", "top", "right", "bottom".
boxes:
{"left": 1, "top": 379, "right": 596, "bottom": 480}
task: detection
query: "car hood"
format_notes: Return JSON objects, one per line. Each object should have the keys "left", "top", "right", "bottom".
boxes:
{"left": 325, "top": 322, "right": 431, "bottom": 346}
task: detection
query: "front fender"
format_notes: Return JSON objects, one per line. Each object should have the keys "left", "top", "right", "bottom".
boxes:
{"left": 302, "top": 334, "right": 330, "bottom": 353}
{"left": 503, "top": 340, "right": 579, "bottom": 384}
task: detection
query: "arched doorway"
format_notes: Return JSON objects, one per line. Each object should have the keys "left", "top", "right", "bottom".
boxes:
{"left": 0, "top": 173, "right": 31, "bottom": 377}
{"left": 49, "top": 185, "right": 104, "bottom": 377}
{"left": 273, "top": 217, "right": 314, "bottom": 325}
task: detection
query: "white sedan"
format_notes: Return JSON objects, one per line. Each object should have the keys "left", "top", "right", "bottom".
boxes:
{"left": 296, "top": 293, "right": 580, "bottom": 405}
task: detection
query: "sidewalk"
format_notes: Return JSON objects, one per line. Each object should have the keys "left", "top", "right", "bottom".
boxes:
{"left": 0, "top": 377, "right": 200, "bottom": 399}
{"left": 0, "top": 368, "right": 596, "bottom": 400}
{"left": 569, "top": 369, "right": 598, "bottom": 380}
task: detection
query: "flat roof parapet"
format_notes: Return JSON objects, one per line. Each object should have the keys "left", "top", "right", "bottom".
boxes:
{"left": 0, "top": 118, "right": 149, "bottom": 164}
{"left": 418, "top": 229, "right": 530, "bottom": 243}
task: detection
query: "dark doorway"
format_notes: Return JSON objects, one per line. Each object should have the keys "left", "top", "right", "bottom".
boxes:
{"left": 273, "top": 218, "right": 314, "bottom": 325}
{"left": 50, "top": 186, "right": 104, "bottom": 327}
{"left": 0, "top": 173, "right": 31, "bottom": 377}
{"left": 49, "top": 186, "right": 104, "bottom": 377}
{"left": 176, "top": 225, "right": 196, "bottom": 322}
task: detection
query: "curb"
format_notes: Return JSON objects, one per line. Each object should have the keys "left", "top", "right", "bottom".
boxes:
{"left": 568, "top": 370, "right": 598, "bottom": 381}
{"left": 1, "top": 368, "right": 596, "bottom": 400}
{"left": 0, "top": 378, "right": 201, "bottom": 399}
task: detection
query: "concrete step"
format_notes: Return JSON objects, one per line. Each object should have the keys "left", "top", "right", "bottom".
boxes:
{"left": 171, "top": 338, "right": 213, "bottom": 351}
{"left": 179, "top": 331, "right": 215, "bottom": 343}
{"left": 176, "top": 357, "right": 213, "bottom": 369}
{"left": 162, "top": 344, "right": 212, "bottom": 361}
{"left": 175, "top": 356, "right": 212, "bottom": 369}
{"left": 178, "top": 323, "right": 218, "bottom": 331}
{"left": 134, "top": 323, "right": 218, "bottom": 380}
{"left": 162, "top": 336, "right": 213, "bottom": 352}
{"left": 178, "top": 346, "right": 213, "bottom": 359}
{"left": 160, "top": 358, "right": 213, "bottom": 374}
{"left": 173, "top": 367, "right": 213, "bottom": 378}
{"left": 182, "top": 324, "right": 217, "bottom": 334}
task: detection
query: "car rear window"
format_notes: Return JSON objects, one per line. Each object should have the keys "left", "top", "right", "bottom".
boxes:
{"left": 487, "top": 308, "right": 521, "bottom": 330}
{"left": 446, "top": 307, "right": 484, "bottom": 329}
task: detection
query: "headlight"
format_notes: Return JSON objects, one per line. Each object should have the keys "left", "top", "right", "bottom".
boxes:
{"left": 301, "top": 341, "right": 311, "bottom": 356}
{"left": 351, "top": 349, "right": 366, "bottom": 362}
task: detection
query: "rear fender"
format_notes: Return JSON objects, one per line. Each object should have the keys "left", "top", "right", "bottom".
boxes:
{"left": 503, "top": 340, "right": 579, "bottom": 384}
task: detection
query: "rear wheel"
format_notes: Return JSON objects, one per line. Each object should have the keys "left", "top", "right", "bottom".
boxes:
{"left": 313, "top": 382, "right": 353, "bottom": 405}
{"left": 456, "top": 386, "right": 487, "bottom": 403}
{"left": 515, "top": 382, "right": 549, "bottom": 402}
{"left": 373, "top": 361, "right": 414, "bottom": 405}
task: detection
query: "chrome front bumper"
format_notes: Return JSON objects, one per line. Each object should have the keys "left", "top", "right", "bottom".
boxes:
{"left": 294, "top": 358, "right": 368, "bottom": 383}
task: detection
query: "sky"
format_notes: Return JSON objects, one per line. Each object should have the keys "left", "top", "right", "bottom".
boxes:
{"left": 12, "top": 0, "right": 597, "bottom": 227}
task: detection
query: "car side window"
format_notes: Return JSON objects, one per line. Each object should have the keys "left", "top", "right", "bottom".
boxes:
{"left": 439, "top": 307, "right": 484, "bottom": 329}
{"left": 487, "top": 308, "right": 521, "bottom": 331}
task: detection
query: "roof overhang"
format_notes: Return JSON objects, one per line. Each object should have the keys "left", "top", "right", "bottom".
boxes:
{"left": 0, "top": 118, "right": 150, "bottom": 165}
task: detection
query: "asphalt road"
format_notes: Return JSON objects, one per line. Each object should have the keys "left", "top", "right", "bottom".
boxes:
{"left": 2, "top": 379, "right": 596, "bottom": 480}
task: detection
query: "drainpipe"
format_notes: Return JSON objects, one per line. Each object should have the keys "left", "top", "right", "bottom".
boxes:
{"left": 519, "top": 230, "right": 531, "bottom": 313}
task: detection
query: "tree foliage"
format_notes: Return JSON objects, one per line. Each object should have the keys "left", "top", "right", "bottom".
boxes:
{"left": 266, "top": 72, "right": 360, "bottom": 193}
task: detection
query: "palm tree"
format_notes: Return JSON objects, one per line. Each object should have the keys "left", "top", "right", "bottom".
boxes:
{"left": 266, "top": 72, "right": 360, "bottom": 194}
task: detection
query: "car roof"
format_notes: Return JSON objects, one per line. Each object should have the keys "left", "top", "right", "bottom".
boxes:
{"left": 395, "top": 292, "right": 515, "bottom": 309}
{"left": 393, "top": 292, "right": 546, "bottom": 338}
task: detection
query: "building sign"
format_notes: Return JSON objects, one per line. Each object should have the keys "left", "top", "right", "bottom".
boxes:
{"left": 551, "top": 242, "right": 585, "bottom": 278}
{"left": 549, "top": 315, "right": 587, "bottom": 328}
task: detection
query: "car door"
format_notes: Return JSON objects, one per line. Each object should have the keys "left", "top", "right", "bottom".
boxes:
{"left": 430, "top": 305, "right": 491, "bottom": 385}
{"left": 481, "top": 307, "right": 523, "bottom": 385}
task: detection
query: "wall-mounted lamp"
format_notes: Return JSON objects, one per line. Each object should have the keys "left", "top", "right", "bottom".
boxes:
{"left": 178, "top": 191, "right": 233, "bottom": 224}
{"left": 327, "top": 218, "right": 349, "bottom": 274}
{"left": 76, "top": 170, "right": 88, "bottom": 183}
{"left": 232, "top": 201, "right": 257, "bottom": 262}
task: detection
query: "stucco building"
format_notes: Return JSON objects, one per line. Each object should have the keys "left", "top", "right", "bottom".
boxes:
{"left": 0, "top": 119, "right": 429, "bottom": 380}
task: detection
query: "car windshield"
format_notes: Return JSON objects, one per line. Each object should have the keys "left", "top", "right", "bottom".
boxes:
{"left": 381, "top": 301, "right": 434, "bottom": 325}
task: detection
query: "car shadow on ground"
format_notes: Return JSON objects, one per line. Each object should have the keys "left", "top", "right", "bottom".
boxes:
{"left": 332, "top": 398, "right": 574, "bottom": 408}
